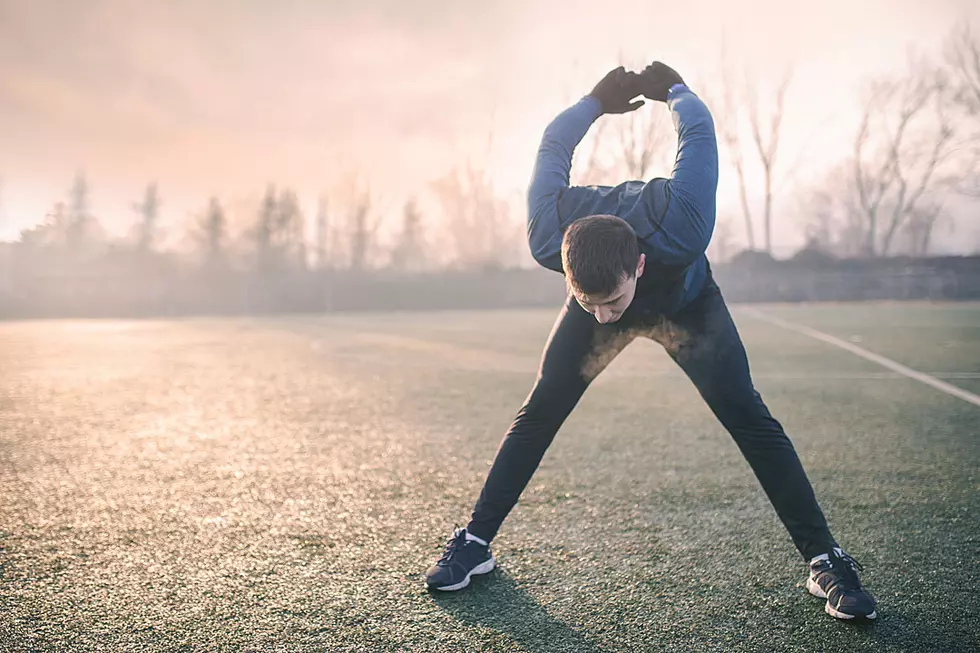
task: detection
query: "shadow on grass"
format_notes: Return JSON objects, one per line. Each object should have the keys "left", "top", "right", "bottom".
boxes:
{"left": 842, "top": 609, "right": 980, "bottom": 653}
{"left": 430, "top": 568, "right": 614, "bottom": 653}
{"left": 789, "top": 595, "right": 978, "bottom": 653}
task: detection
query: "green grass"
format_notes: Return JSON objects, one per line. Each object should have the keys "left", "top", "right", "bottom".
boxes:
{"left": 1, "top": 303, "right": 978, "bottom": 652}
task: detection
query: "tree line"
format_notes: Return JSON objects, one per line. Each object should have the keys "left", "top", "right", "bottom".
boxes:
{"left": 1, "top": 26, "right": 978, "bottom": 293}
{"left": 720, "top": 25, "right": 980, "bottom": 258}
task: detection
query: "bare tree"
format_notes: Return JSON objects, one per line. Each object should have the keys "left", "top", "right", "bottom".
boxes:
{"left": 802, "top": 54, "right": 960, "bottom": 259}
{"left": 706, "top": 214, "right": 736, "bottom": 263}
{"left": 430, "top": 162, "right": 521, "bottom": 270}
{"left": 852, "top": 57, "right": 956, "bottom": 256}
{"left": 572, "top": 61, "right": 675, "bottom": 187}
{"left": 390, "top": 198, "right": 428, "bottom": 272}
{"left": 132, "top": 182, "right": 160, "bottom": 252}
{"left": 944, "top": 24, "right": 980, "bottom": 196}
{"left": 20, "top": 202, "right": 67, "bottom": 246}
{"left": 946, "top": 24, "right": 980, "bottom": 120}
{"left": 349, "top": 193, "right": 373, "bottom": 272}
{"left": 0, "top": 177, "right": 5, "bottom": 240}
{"left": 904, "top": 201, "right": 945, "bottom": 257}
{"left": 799, "top": 164, "right": 866, "bottom": 258}
{"left": 320, "top": 175, "right": 384, "bottom": 272}
{"left": 66, "top": 172, "right": 95, "bottom": 248}
{"left": 17, "top": 173, "right": 109, "bottom": 272}
{"left": 20, "top": 173, "right": 105, "bottom": 249}
{"left": 276, "top": 188, "right": 306, "bottom": 271}
{"left": 707, "top": 52, "right": 796, "bottom": 254}
{"left": 254, "top": 185, "right": 276, "bottom": 269}
{"left": 575, "top": 108, "right": 675, "bottom": 185}
{"left": 185, "top": 196, "right": 227, "bottom": 267}
{"left": 252, "top": 185, "right": 306, "bottom": 271}
{"left": 201, "top": 197, "right": 226, "bottom": 266}
{"left": 711, "top": 60, "right": 756, "bottom": 250}
{"left": 745, "top": 71, "right": 792, "bottom": 254}
{"left": 341, "top": 185, "right": 381, "bottom": 272}
{"left": 314, "top": 196, "right": 329, "bottom": 270}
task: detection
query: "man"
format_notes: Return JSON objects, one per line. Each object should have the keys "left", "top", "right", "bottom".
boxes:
{"left": 425, "top": 62, "right": 877, "bottom": 621}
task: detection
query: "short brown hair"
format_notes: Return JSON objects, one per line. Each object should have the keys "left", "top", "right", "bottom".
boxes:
{"left": 561, "top": 215, "right": 640, "bottom": 296}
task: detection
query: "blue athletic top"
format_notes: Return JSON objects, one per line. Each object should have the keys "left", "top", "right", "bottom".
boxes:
{"left": 526, "top": 85, "right": 719, "bottom": 315}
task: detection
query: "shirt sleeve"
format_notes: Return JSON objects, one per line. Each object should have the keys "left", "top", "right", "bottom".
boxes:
{"left": 525, "top": 87, "right": 719, "bottom": 272}
{"left": 525, "top": 96, "right": 603, "bottom": 272}
{"left": 641, "top": 85, "right": 719, "bottom": 266}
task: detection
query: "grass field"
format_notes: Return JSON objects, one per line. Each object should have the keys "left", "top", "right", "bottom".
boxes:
{"left": 1, "top": 302, "right": 979, "bottom": 652}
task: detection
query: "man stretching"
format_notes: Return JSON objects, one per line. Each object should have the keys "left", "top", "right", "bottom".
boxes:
{"left": 425, "top": 62, "right": 877, "bottom": 621}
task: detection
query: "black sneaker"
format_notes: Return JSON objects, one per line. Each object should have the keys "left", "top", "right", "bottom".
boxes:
{"left": 425, "top": 527, "right": 496, "bottom": 591}
{"left": 807, "top": 548, "right": 878, "bottom": 620}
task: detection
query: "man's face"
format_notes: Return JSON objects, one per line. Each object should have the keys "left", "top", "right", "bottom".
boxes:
{"left": 572, "top": 254, "right": 645, "bottom": 324}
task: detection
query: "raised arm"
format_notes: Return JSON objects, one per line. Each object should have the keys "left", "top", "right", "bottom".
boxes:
{"left": 526, "top": 67, "right": 645, "bottom": 271}
{"left": 635, "top": 62, "right": 719, "bottom": 266}
{"left": 526, "top": 97, "right": 602, "bottom": 271}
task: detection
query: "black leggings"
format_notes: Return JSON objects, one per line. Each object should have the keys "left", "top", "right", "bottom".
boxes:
{"left": 467, "top": 276, "right": 836, "bottom": 561}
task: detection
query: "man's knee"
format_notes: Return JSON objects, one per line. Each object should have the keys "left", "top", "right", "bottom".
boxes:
{"left": 705, "top": 386, "right": 781, "bottom": 431}
{"left": 513, "top": 375, "right": 584, "bottom": 431}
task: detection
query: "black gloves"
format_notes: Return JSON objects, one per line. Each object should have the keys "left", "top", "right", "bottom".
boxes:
{"left": 588, "top": 63, "right": 686, "bottom": 112}
{"left": 588, "top": 66, "right": 645, "bottom": 115}
{"left": 638, "top": 61, "right": 685, "bottom": 102}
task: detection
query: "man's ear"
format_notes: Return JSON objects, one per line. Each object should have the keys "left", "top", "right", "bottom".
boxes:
{"left": 636, "top": 253, "right": 646, "bottom": 278}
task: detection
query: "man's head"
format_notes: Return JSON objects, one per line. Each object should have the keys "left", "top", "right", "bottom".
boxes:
{"left": 561, "top": 215, "right": 645, "bottom": 324}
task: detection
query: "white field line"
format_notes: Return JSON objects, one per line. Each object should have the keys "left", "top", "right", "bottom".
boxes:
{"left": 645, "top": 371, "right": 980, "bottom": 380}
{"left": 742, "top": 307, "right": 980, "bottom": 409}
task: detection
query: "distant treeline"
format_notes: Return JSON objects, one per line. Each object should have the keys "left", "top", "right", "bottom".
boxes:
{"left": 715, "top": 250, "right": 980, "bottom": 303}
{"left": 2, "top": 243, "right": 978, "bottom": 319}
{"left": 3, "top": 22, "right": 979, "bottom": 321}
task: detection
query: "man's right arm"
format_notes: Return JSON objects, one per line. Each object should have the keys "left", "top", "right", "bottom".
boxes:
{"left": 526, "top": 96, "right": 605, "bottom": 272}
{"left": 526, "top": 67, "right": 645, "bottom": 272}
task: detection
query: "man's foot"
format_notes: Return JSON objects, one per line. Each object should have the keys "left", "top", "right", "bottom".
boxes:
{"left": 807, "top": 548, "right": 878, "bottom": 620}
{"left": 425, "top": 527, "right": 496, "bottom": 591}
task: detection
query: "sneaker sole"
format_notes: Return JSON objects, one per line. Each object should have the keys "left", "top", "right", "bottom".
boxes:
{"left": 428, "top": 557, "right": 496, "bottom": 591}
{"left": 807, "top": 577, "right": 877, "bottom": 620}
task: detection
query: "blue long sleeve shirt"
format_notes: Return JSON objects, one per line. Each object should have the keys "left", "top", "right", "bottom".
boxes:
{"left": 527, "top": 86, "right": 719, "bottom": 316}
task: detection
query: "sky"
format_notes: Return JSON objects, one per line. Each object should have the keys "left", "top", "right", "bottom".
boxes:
{"left": 1, "top": 0, "right": 978, "bottom": 254}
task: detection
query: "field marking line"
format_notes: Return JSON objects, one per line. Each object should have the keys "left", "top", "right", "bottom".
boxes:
{"left": 617, "top": 370, "right": 980, "bottom": 380}
{"left": 741, "top": 307, "right": 980, "bottom": 409}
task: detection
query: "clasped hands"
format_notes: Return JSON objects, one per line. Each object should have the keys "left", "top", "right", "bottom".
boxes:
{"left": 589, "top": 62, "right": 685, "bottom": 115}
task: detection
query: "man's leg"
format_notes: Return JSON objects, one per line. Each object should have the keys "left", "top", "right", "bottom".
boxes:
{"left": 658, "top": 274, "right": 878, "bottom": 619}
{"left": 656, "top": 276, "right": 836, "bottom": 560}
{"left": 426, "top": 295, "right": 634, "bottom": 590}
{"left": 466, "top": 294, "right": 636, "bottom": 543}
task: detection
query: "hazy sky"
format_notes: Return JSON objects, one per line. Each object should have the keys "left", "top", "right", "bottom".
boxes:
{"left": 1, "top": 0, "right": 977, "bottom": 252}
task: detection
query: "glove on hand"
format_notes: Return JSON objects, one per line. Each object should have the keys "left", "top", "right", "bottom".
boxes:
{"left": 588, "top": 66, "right": 645, "bottom": 114}
{"left": 638, "top": 61, "right": 685, "bottom": 102}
